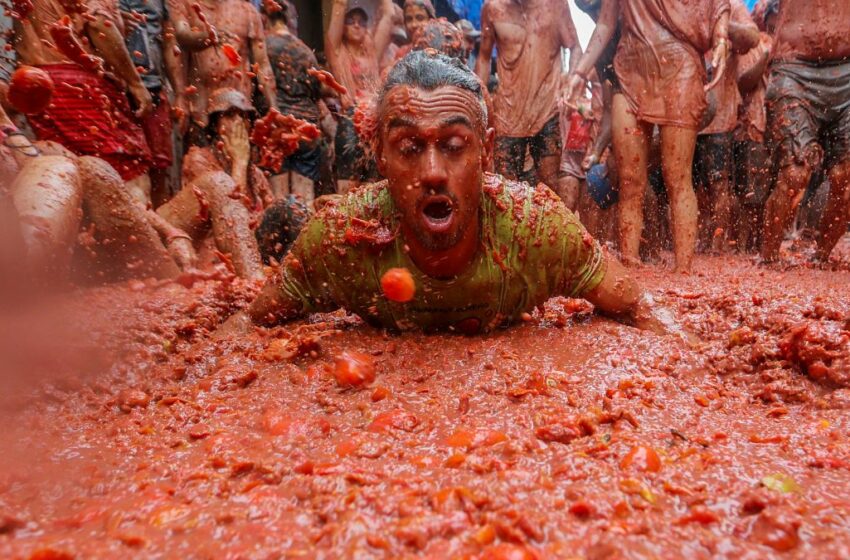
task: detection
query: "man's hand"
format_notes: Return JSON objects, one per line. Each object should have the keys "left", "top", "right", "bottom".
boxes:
{"left": 222, "top": 117, "right": 251, "bottom": 167}
{"left": 129, "top": 82, "right": 154, "bottom": 118}
{"left": 632, "top": 293, "right": 700, "bottom": 346}
{"left": 582, "top": 151, "right": 600, "bottom": 171}
{"left": 562, "top": 72, "right": 586, "bottom": 111}
{"left": 166, "top": 235, "right": 197, "bottom": 271}
{"left": 705, "top": 38, "right": 729, "bottom": 92}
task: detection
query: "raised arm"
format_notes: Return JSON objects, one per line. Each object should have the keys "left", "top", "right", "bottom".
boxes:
{"left": 325, "top": 0, "right": 348, "bottom": 71}
{"left": 372, "top": 0, "right": 395, "bottom": 64}
{"left": 475, "top": 2, "right": 495, "bottom": 87}
{"left": 562, "top": 0, "right": 619, "bottom": 107}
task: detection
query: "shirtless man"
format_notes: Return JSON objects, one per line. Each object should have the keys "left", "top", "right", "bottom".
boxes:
{"left": 167, "top": 0, "right": 277, "bottom": 145}
{"left": 221, "top": 52, "right": 690, "bottom": 341}
{"left": 325, "top": 0, "right": 394, "bottom": 191}
{"left": 155, "top": 89, "right": 273, "bottom": 281}
{"left": 760, "top": 0, "right": 850, "bottom": 264}
{"left": 565, "top": 0, "right": 731, "bottom": 272}
{"left": 475, "top": 0, "right": 582, "bottom": 198}
{"left": 14, "top": 0, "right": 156, "bottom": 204}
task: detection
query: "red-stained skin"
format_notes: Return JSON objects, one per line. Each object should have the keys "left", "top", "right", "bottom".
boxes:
{"left": 377, "top": 85, "right": 495, "bottom": 278}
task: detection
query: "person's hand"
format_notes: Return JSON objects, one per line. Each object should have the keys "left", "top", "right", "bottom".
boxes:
{"left": 166, "top": 234, "right": 197, "bottom": 271}
{"left": 222, "top": 117, "right": 251, "bottom": 166}
{"left": 632, "top": 293, "right": 701, "bottom": 347}
{"left": 705, "top": 38, "right": 729, "bottom": 92}
{"left": 561, "top": 72, "right": 587, "bottom": 111}
{"left": 213, "top": 310, "right": 254, "bottom": 340}
{"left": 582, "top": 151, "right": 600, "bottom": 171}
{"left": 129, "top": 83, "right": 154, "bottom": 118}
{"left": 173, "top": 95, "right": 190, "bottom": 136}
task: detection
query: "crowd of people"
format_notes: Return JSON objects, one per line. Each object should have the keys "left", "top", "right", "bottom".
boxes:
{"left": 0, "top": 0, "right": 847, "bottom": 309}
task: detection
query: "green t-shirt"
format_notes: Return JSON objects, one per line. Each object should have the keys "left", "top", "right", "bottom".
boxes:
{"left": 278, "top": 174, "right": 606, "bottom": 334}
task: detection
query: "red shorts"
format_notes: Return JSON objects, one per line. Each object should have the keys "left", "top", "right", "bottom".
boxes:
{"left": 28, "top": 64, "right": 152, "bottom": 181}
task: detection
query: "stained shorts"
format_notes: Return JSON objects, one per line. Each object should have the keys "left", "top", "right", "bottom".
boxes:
{"left": 495, "top": 115, "right": 561, "bottom": 181}
{"left": 766, "top": 57, "right": 850, "bottom": 170}
{"left": 334, "top": 108, "right": 378, "bottom": 183}
{"left": 693, "top": 132, "right": 734, "bottom": 187}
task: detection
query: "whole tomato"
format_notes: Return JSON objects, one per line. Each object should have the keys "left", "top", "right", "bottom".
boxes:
{"left": 7, "top": 66, "right": 55, "bottom": 115}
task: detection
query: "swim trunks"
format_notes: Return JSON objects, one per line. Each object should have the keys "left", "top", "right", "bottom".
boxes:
{"left": 28, "top": 64, "right": 152, "bottom": 181}
{"left": 766, "top": 57, "right": 850, "bottom": 169}
{"left": 495, "top": 116, "right": 562, "bottom": 182}
{"left": 277, "top": 173, "right": 606, "bottom": 333}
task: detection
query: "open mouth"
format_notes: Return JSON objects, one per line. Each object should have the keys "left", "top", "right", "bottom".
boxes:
{"left": 418, "top": 195, "right": 455, "bottom": 233}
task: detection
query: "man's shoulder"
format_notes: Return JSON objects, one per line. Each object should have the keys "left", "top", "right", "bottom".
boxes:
{"left": 482, "top": 173, "right": 562, "bottom": 215}
{"left": 301, "top": 181, "right": 395, "bottom": 246}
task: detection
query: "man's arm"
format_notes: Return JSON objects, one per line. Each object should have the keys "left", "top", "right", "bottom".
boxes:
{"left": 475, "top": 2, "right": 495, "bottom": 87}
{"left": 251, "top": 35, "right": 277, "bottom": 113}
{"left": 737, "top": 34, "right": 771, "bottom": 93}
{"left": 372, "top": 0, "right": 395, "bottom": 64}
{"left": 583, "top": 81, "right": 613, "bottom": 170}
{"left": 705, "top": 10, "right": 730, "bottom": 91}
{"left": 560, "top": 2, "right": 583, "bottom": 73}
{"left": 325, "top": 0, "right": 347, "bottom": 71}
{"left": 584, "top": 255, "right": 695, "bottom": 341}
{"left": 163, "top": 20, "right": 189, "bottom": 135}
{"left": 562, "top": 0, "right": 618, "bottom": 107}
{"left": 85, "top": 7, "right": 154, "bottom": 117}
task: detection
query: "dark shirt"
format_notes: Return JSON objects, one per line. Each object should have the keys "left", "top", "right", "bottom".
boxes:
{"left": 120, "top": 0, "right": 166, "bottom": 91}
{"left": 266, "top": 32, "right": 321, "bottom": 123}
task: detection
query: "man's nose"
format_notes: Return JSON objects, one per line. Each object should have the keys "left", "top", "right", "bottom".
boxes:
{"left": 420, "top": 146, "right": 448, "bottom": 188}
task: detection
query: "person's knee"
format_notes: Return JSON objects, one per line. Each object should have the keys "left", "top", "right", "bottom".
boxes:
{"left": 827, "top": 159, "right": 850, "bottom": 192}
{"left": 776, "top": 162, "right": 812, "bottom": 196}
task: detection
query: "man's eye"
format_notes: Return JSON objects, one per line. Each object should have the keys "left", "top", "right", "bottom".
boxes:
{"left": 398, "top": 139, "right": 421, "bottom": 155}
{"left": 444, "top": 137, "right": 468, "bottom": 153}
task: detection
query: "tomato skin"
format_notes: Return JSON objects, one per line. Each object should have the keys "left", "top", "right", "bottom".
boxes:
{"left": 620, "top": 445, "right": 662, "bottom": 473}
{"left": 7, "top": 66, "right": 55, "bottom": 115}
{"left": 333, "top": 351, "right": 376, "bottom": 388}
{"left": 381, "top": 268, "right": 416, "bottom": 303}
{"left": 221, "top": 44, "right": 241, "bottom": 66}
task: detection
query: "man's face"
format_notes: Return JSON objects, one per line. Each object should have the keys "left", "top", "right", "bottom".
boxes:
{"left": 344, "top": 12, "right": 368, "bottom": 44}
{"left": 377, "top": 85, "right": 494, "bottom": 252}
{"left": 403, "top": 5, "right": 431, "bottom": 40}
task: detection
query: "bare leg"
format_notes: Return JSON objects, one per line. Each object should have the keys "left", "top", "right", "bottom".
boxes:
{"left": 611, "top": 94, "right": 651, "bottom": 265}
{"left": 761, "top": 161, "right": 812, "bottom": 262}
{"left": 538, "top": 154, "right": 562, "bottom": 194}
{"left": 11, "top": 155, "right": 83, "bottom": 280}
{"left": 556, "top": 175, "right": 580, "bottom": 212}
{"left": 270, "top": 173, "right": 291, "bottom": 199}
{"left": 815, "top": 159, "right": 850, "bottom": 261}
{"left": 659, "top": 126, "right": 699, "bottom": 272}
{"left": 290, "top": 172, "right": 316, "bottom": 206}
{"left": 78, "top": 156, "right": 180, "bottom": 281}
{"left": 126, "top": 173, "right": 153, "bottom": 208}
{"left": 159, "top": 170, "right": 264, "bottom": 281}
{"left": 709, "top": 174, "right": 734, "bottom": 253}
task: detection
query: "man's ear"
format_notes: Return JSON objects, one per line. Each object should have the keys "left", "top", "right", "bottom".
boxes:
{"left": 481, "top": 127, "right": 496, "bottom": 173}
